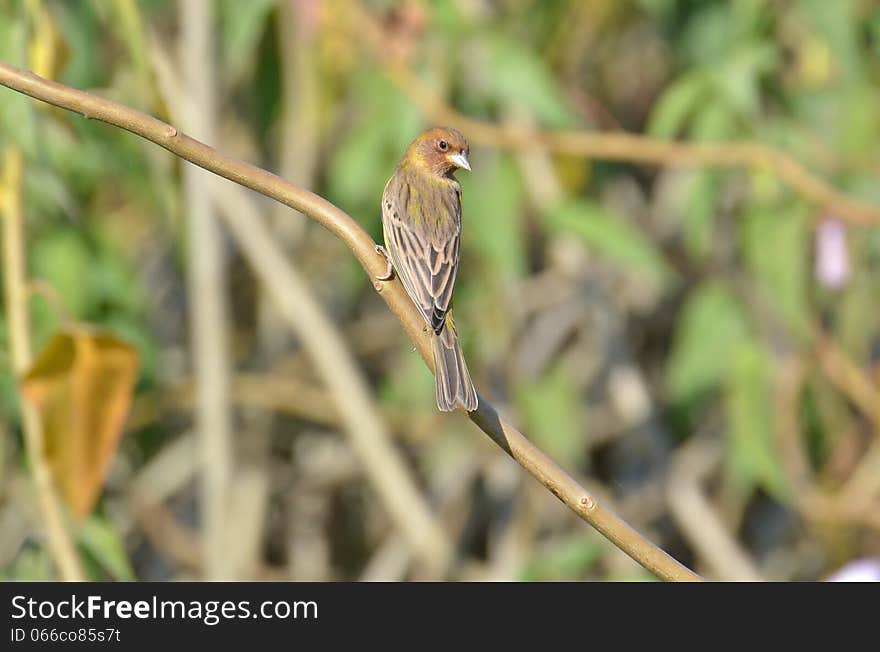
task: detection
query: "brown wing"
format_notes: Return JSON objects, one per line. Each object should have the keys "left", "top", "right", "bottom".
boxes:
{"left": 381, "top": 174, "right": 461, "bottom": 335}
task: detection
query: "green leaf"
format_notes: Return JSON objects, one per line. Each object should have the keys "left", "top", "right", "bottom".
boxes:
{"left": 636, "top": 0, "right": 677, "bottom": 16}
{"left": 0, "top": 547, "right": 55, "bottom": 581}
{"left": 462, "top": 155, "right": 526, "bottom": 278}
{"left": 870, "top": 9, "right": 880, "bottom": 58}
{"left": 837, "top": 85, "right": 880, "bottom": 158}
{"left": 23, "top": 162, "right": 77, "bottom": 220}
{"left": 519, "top": 534, "right": 603, "bottom": 581}
{"left": 515, "top": 364, "right": 584, "bottom": 465}
{"left": 712, "top": 43, "right": 778, "bottom": 119}
{"left": 549, "top": 199, "right": 675, "bottom": 288}
{"left": 89, "top": 235, "right": 145, "bottom": 315}
{"left": 680, "top": 3, "right": 738, "bottom": 64}
{"left": 219, "top": 0, "right": 277, "bottom": 82}
{"left": 647, "top": 73, "right": 710, "bottom": 139}
{"left": 487, "top": 35, "right": 578, "bottom": 128}
{"left": 54, "top": 1, "right": 104, "bottom": 88}
{"left": 690, "top": 101, "right": 737, "bottom": 141}
{"left": 666, "top": 282, "right": 750, "bottom": 405}
{"left": 327, "top": 73, "right": 421, "bottom": 214}
{"left": 0, "top": 16, "right": 39, "bottom": 157}
{"left": 380, "top": 340, "right": 438, "bottom": 412}
{"left": 683, "top": 170, "right": 720, "bottom": 260}
{"left": 741, "top": 203, "right": 809, "bottom": 338}
{"left": 0, "top": 316, "right": 18, "bottom": 421}
{"left": 802, "top": 0, "right": 862, "bottom": 81}
{"left": 77, "top": 515, "right": 135, "bottom": 581}
{"left": 31, "top": 230, "right": 92, "bottom": 319}
{"left": 107, "top": 0, "right": 151, "bottom": 83}
{"left": 724, "top": 339, "right": 788, "bottom": 499}
{"left": 327, "top": 124, "right": 389, "bottom": 214}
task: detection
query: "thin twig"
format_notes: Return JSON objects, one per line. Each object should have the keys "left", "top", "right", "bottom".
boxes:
{"left": 129, "top": 432, "right": 197, "bottom": 509}
{"left": 0, "top": 61, "right": 702, "bottom": 581}
{"left": 667, "top": 439, "right": 764, "bottom": 581}
{"left": 775, "top": 352, "right": 880, "bottom": 533}
{"left": 178, "top": 0, "right": 234, "bottom": 580}
{"left": 128, "top": 372, "right": 439, "bottom": 444}
{"left": 1, "top": 146, "right": 84, "bottom": 581}
{"left": 272, "top": 0, "right": 320, "bottom": 243}
{"left": 128, "top": 373, "right": 339, "bottom": 430}
{"left": 349, "top": 2, "right": 879, "bottom": 228}
{"left": 359, "top": 25, "right": 880, "bottom": 225}
{"left": 815, "top": 333, "right": 880, "bottom": 431}
{"left": 814, "top": 334, "right": 880, "bottom": 509}
{"left": 387, "top": 64, "right": 880, "bottom": 226}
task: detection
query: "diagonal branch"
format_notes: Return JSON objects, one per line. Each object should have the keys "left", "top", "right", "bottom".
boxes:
{"left": 0, "top": 61, "right": 702, "bottom": 582}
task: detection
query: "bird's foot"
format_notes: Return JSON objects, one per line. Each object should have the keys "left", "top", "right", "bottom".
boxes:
{"left": 375, "top": 245, "right": 394, "bottom": 281}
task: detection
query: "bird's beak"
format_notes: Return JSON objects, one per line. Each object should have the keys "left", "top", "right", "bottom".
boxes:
{"left": 448, "top": 152, "right": 471, "bottom": 171}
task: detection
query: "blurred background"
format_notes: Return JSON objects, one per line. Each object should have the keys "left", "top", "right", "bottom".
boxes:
{"left": 1, "top": 0, "right": 880, "bottom": 582}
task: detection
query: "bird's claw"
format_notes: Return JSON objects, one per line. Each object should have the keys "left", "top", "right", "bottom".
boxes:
{"left": 375, "top": 245, "right": 394, "bottom": 281}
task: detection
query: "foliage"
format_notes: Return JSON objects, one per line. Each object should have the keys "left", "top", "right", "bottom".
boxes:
{"left": 1, "top": 0, "right": 879, "bottom": 581}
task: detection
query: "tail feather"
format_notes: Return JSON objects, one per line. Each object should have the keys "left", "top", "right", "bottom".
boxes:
{"left": 432, "top": 326, "right": 478, "bottom": 412}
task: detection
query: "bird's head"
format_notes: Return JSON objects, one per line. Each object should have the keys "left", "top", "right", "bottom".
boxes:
{"left": 404, "top": 127, "right": 470, "bottom": 178}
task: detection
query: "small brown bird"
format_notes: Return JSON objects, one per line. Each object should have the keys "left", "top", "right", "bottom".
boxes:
{"left": 378, "top": 127, "right": 478, "bottom": 412}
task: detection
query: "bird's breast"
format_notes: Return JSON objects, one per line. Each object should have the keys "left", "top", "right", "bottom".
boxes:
{"left": 399, "top": 171, "right": 460, "bottom": 242}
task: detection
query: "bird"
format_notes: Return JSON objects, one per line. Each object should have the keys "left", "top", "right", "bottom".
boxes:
{"left": 377, "top": 127, "right": 478, "bottom": 412}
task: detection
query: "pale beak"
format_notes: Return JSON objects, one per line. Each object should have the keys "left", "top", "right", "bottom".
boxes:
{"left": 448, "top": 152, "right": 471, "bottom": 171}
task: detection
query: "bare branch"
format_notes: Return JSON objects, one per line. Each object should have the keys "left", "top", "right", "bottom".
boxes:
{"left": 178, "top": 0, "right": 234, "bottom": 581}
{"left": 667, "top": 439, "right": 764, "bottom": 581}
{"left": 0, "top": 61, "right": 702, "bottom": 582}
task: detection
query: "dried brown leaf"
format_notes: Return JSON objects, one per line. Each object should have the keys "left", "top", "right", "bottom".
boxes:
{"left": 21, "top": 327, "right": 139, "bottom": 518}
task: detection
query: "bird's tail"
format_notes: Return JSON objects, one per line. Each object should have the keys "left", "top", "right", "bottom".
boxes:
{"left": 432, "top": 323, "right": 478, "bottom": 412}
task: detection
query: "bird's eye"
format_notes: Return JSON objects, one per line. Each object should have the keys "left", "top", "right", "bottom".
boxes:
{"left": 438, "top": 140, "right": 448, "bottom": 151}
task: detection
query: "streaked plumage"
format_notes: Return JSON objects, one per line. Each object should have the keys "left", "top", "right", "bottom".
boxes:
{"left": 381, "top": 127, "right": 478, "bottom": 412}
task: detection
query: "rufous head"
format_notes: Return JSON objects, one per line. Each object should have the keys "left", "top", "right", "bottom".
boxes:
{"left": 403, "top": 127, "right": 470, "bottom": 177}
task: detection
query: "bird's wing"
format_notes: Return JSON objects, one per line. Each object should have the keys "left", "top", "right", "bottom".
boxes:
{"left": 382, "top": 176, "right": 461, "bottom": 335}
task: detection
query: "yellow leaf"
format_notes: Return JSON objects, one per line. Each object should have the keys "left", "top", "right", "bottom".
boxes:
{"left": 26, "top": 0, "right": 69, "bottom": 82}
{"left": 797, "top": 37, "right": 833, "bottom": 89}
{"left": 21, "top": 328, "right": 139, "bottom": 519}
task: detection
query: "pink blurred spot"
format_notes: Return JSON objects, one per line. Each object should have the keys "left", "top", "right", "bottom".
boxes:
{"left": 826, "top": 558, "right": 880, "bottom": 582}
{"left": 815, "top": 218, "right": 850, "bottom": 290}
